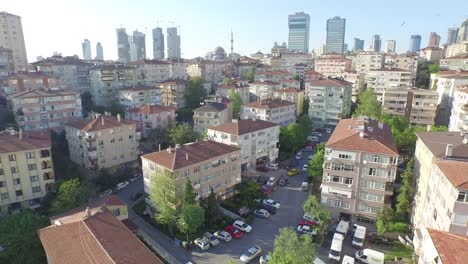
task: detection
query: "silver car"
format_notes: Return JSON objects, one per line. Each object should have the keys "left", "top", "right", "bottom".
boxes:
{"left": 240, "top": 246, "right": 262, "bottom": 263}
{"left": 203, "top": 232, "right": 220, "bottom": 246}
{"left": 214, "top": 230, "right": 232, "bottom": 242}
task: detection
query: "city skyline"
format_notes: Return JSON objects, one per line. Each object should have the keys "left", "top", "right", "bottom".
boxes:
{"left": 2, "top": 0, "right": 468, "bottom": 61}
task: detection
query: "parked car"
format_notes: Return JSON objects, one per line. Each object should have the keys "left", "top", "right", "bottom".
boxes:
{"left": 224, "top": 225, "right": 243, "bottom": 239}
{"left": 240, "top": 246, "right": 262, "bottom": 263}
{"left": 233, "top": 220, "right": 252, "bottom": 233}
{"left": 266, "top": 163, "right": 278, "bottom": 170}
{"left": 253, "top": 209, "right": 271, "bottom": 219}
{"left": 303, "top": 213, "right": 321, "bottom": 225}
{"left": 99, "top": 189, "right": 113, "bottom": 197}
{"left": 355, "top": 249, "right": 384, "bottom": 264}
{"left": 257, "top": 204, "right": 277, "bottom": 215}
{"left": 262, "top": 199, "right": 280, "bottom": 209}
{"left": 129, "top": 173, "right": 141, "bottom": 182}
{"left": 303, "top": 164, "right": 308, "bottom": 171}
{"left": 352, "top": 225, "right": 366, "bottom": 248}
{"left": 203, "top": 232, "right": 220, "bottom": 246}
{"left": 214, "top": 230, "right": 232, "bottom": 242}
{"left": 288, "top": 168, "right": 300, "bottom": 176}
{"left": 329, "top": 233, "right": 344, "bottom": 262}
{"left": 295, "top": 153, "right": 302, "bottom": 160}
{"left": 261, "top": 185, "right": 274, "bottom": 196}
{"left": 368, "top": 233, "right": 393, "bottom": 246}
{"left": 259, "top": 254, "right": 270, "bottom": 264}
{"left": 297, "top": 225, "right": 317, "bottom": 236}
{"left": 325, "top": 128, "right": 332, "bottom": 133}
{"left": 256, "top": 175, "right": 269, "bottom": 185}
{"left": 309, "top": 136, "right": 319, "bottom": 142}
{"left": 256, "top": 165, "right": 269, "bottom": 172}
{"left": 336, "top": 220, "right": 350, "bottom": 237}
{"left": 278, "top": 177, "right": 289, "bottom": 186}
{"left": 308, "top": 154, "right": 314, "bottom": 161}
{"left": 116, "top": 181, "right": 129, "bottom": 190}
{"left": 194, "top": 238, "right": 210, "bottom": 251}
{"left": 298, "top": 219, "right": 317, "bottom": 227}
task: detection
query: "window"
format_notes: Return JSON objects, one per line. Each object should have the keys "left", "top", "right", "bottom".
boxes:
{"left": 30, "top": 176, "right": 39, "bottom": 182}
{"left": 112, "top": 208, "right": 121, "bottom": 216}
{"left": 452, "top": 213, "right": 468, "bottom": 226}
{"left": 110, "top": 138, "right": 115, "bottom": 143}
{"left": 332, "top": 176, "right": 340, "bottom": 183}
{"left": 373, "top": 155, "right": 379, "bottom": 163}
{"left": 0, "top": 181, "right": 5, "bottom": 187}
{"left": 457, "top": 191, "right": 468, "bottom": 203}
{"left": 16, "top": 190, "right": 23, "bottom": 196}
{"left": 0, "top": 168, "right": 3, "bottom": 175}
{"left": 32, "top": 186, "right": 41, "bottom": 193}
{"left": 26, "top": 152, "right": 35, "bottom": 159}
{"left": 8, "top": 154, "right": 16, "bottom": 161}
{"left": 1, "top": 193, "right": 8, "bottom": 200}
{"left": 338, "top": 154, "right": 351, "bottom": 159}
{"left": 28, "top": 164, "right": 37, "bottom": 171}
{"left": 11, "top": 167, "right": 17, "bottom": 173}
{"left": 194, "top": 166, "right": 200, "bottom": 173}
{"left": 368, "top": 168, "right": 376, "bottom": 176}
{"left": 344, "top": 177, "right": 353, "bottom": 185}
{"left": 13, "top": 178, "right": 20, "bottom": 185}
{"left": 181, "top": 169, "right": 190, "bottom": 178}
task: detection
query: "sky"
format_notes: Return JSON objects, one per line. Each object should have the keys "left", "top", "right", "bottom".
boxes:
{"left": 3, "top": 0, "right": 468, "bottom": 62}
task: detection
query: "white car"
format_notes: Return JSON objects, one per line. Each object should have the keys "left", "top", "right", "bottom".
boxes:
{"left": 233, "top": 220, "right": 252, "bottom": 233}
{"left": 99, "top": 189, "right": 112, "bottom": 197}
{"left": 253, "top": 209, "right": 271, "bottom": 218}
{"left": 266, "top": 163, "right": 278, "bottom": 170}
{"left": 259, "top": 254, "right": 270, "bottom": 264}
{"left": 116, "top": 181, "right": 129, "bottom": 190}
{"left": 325, "top": 128, "right": 332, "bottom": 133}
{"left": 295, "top": 154, "right": 302, "bottom": 160}
{"left": 308, "top": 155, "right": 314, "bottom": 161}
{"left": 303, "top": 213, "right": 321, "bottom": 225}
{"left": 240, "top": 246, "right": 262, "bottom": 263}
{"left": 266, "top": 177, "right": 276, "bottom": 186}
{"left": 303, "top": 164, "right": 308, "bottom": 172}
{"left": 129, "top": 173, "right": 141, "bottom": 182}
{"left": 194, "top": 238, "right": 210, "bottom": 251}
{"left": 203, "top": 232, "right": 220, "bottom": 246}
{"left": 214, "top": 230, "right": 232, "bottom": 242}
{"left": 263, "top": 199, "right": 280, "bottom": 209}
{"left": 297, "top": 225, "right": 317, "bottom": 236}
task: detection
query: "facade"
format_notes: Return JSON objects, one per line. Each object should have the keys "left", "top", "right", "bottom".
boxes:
{"left": 168, "top": 59, "right": 189, "bottom": 79}
{"left": 82, "top": 39, "right": 92, "bottom": 60}
{"left": 307, "top": 78, "right": 353, "bottom": 128}
{"left": 125, "top": 105, "right": 176, "bottom": 137}
{"left": 412, "top": 132, "right": 468, "bottom": 239}
{"left": 216, "top": 82, "right": 250, "bottom": 104}
{"left": 370, "top": 35, "right": 382, "bottom": 52}
{"left": 129, "top": 30, "right": 146, "bottom": 62}
{"left": 434, "top": 71, "right": 468, "bottom": 125}
{"left": 410, "top": 35, "right": 422, "bottom": 53}
{"left": 193, "top": 99, "right": 232, "bottom": 134}
{"left": 0, "top": 72, "right": 58, "bottom": 95}
{"left": 428, "top": 32, "right": 441, "bottom": 47}
{"left": 241, "top": 99, "right": 296, "bottom": 126}
{"left": 385, "top": 54, "right": 419, "bottom": 78}
{"left": 275, "top": 52, "right": 313, "bottom": 73}
{"left": 288, "top": 12, "right": 310, "bottom": 52}
{"left": 385, "top": 40, "right": 396, "bottom": 53}
{"left": 118, "top": 85, "right": 162, "bottom": 108}
{"left": 8, "top": 88, "right": 83, "bottom": 131}
{"left": 325, "top": 16, "right": 346, "bottom": 54}
{"left": 141, "top": 141, "right": 241, "bottom": 204}
{"left": 366, "top": 67, "right": 413, "bottom": 101}
{"left": 0, "top": 47, "right": 14, "bottom": 77}
{"left": 273, "top": 87, "right": 305, "bottom": 116}
{"left": 208, "top": 119, "right": 279, "bottom": 170}
{"left": 96, "top": 42, "right": 104, "bottom": 61}
{"left": 419, "top": 47, "right": 444, "bottom": 62}
{"left": 321, "top": 118, "right": 399, "bottom": 221}
{"left": 65, "top": 114, "right": 140, "bottom": 171}
{"left": 159, "top": 79, "right": 189, "bottom": 109}
{"left": 354, "top": 52, "right": 385, "bottom": 75}
{"left": 353, "top": 38, "right": 365, "bottom": 52}
{"left": 116, "top": 28, "right": 131, "bottom": 63}
{"left": 167, "top": 27, "right": 181, "bottom": 59}
{"left": 187, "top": 60, "right": 233, "bottom": 83}
{"left": 248, "top": 81, "right": 280, "bottom": 101}
{"left": 447, "top": 28, "right": 459, "bottom": 45}
{"left": 0, "top": 130, "right": 54, "bottom": 214}
{"left": 459, "top": 19, "right": 468, "bottom": 43}
{"left": 255, "top": 70, "right": 293, "bottom": 82}
{"left": 415, "top": 228, "right": 468, "bottom": 264}
{"left": 449, "top": 86, "right": 468, "bottom": 131}
{"left": 315, "top": 54, "right": 352, "bottom": 76}
{"left": 445, "top": 42, "right": 468, "bottom": 58}
{"left": 0, "top": 12, "right": 28, "bottom": 72}
{"left": 152, "top": 27, "right": 165, "bottom": 59}
{"left": 130, "top": 59, "right": 171, "bottom": 85}
{"left": 439, "top": 54, "right": 468, "bottom": 71}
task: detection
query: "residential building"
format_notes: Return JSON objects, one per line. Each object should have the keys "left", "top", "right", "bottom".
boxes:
{"left": 187, "top": 60, "right": 232, "bottom": 83}
{"left": 428, "top": 32, "right": 441, "bottom": 47}
{"left": 366, "top": 67, "right": 413, "bottom": 101}
{"left": 96, "top": 42, "right": 104, "bottom": 61}
{"left": 446, "top": 42, "right": 468, "bottom": 58}
{"left": 315, "top": 54, "right": 352, "bottom": 76}
{"left": 276, "top": 52, "right": 313, "bottom": 73}
{"left": 410, "top": 35, "right": 422, "bottom": 53}
{"left": 440, "top": 54, "right": 468, "bottom": 71}
{"left": 288, "top": 12, "right": 310, "bottom": 52}
{"left": 193, "top": 98, "right": 232, "bottom": 134}
{"left": 125, "top": 105, "right": 175, "bottom": 137}
{"left": 64, "top": 114, "right": 140, "bottom": 171}
{"left": 293, "top": 63, "right": 311, "bottom": 79}
{"left": 271, "top": 41, "right": 288, "bottom": 56}
{"left": 419, "top": 47, "right": 444, "bottom": 62}
{"left": 273, "top": 88, "right": 305, "bottom": 116}
{"left": 307, "top": 78, "right": 353, "bottom": 128}
{"left": 8, "top": 88, "right": 83, "bottom": 130}
{"left": 167, "top": 27, "right": 181, "bottom": 59}
{"left": 117, "top": 28, "right": 131, "bottom": 63}
{"left": 459, "top": 19, "right": 468, "bottom": 43}
{"left": 129, "top": 59, "right": 170, "bottom": 85}
{"left": 385, "top": 54, "right": 419, "bottom": 78}
{"left": 449, "top": 86, "right": 468, "bottom": 131}
{"left": 304, "top": 70, "right": 324, "bottom": 83}
{"left": 382, "top": 87, "right": 438, "bottom": 126}
{"left": 216, "top": 82, "right": 250, "bottom": 104}
{"left": 141, "top": 141, "right": 241, "bottom": 203}
{"left": 385, "top": 40, "right": 396, "bottom": 53}
{"left": 129, "top": 30, "right": 146, "bottom": 62}
{"left": 434, "top": 71, "right": 468, "bottom": 125}
{"left": 370, "top": 35, "right": 381, "bottom": 52}
{"left": 321, "top": 118, "right": 399, "bottom": 222}
{"left": 249, "top": 80, "right": 281, "bottom": 101}
{"left": 447, "top": 28, "right": 459, "bottom": 45}
{"left": 412, "top": 132, "right": 468, "bottom": 239}
{"left": 168, "top": 59, "right": 189, "bottom": 79}
{"left": 0, "top": 129, "right": 54, "bottom": 214}
{"left": 353, "top": 38, "right": 365, "bottom": 52}
{"left": 82, "top": 39, "right": 92, "bottom": 60}
{"left": 152, "top": 27, "right": 165, "bottom": 59}
{"left": 118, "top": 85, "right": 162, "bottom": 108}
{"left": 415, "top": 228, "right": 468, "bottom": 264}
{"left": 354, "top": 52, "right": 385, "bottom": 75}
{"left": 241, "top": 99, "right": 296, "bottom": 126}
{"left": 0, "top": 12, "right": 28, "bottom": 71}
{"left": 208, "top": 119, "right": 279, "bottom": 170}
{"left": 278, "top": 79, "right": 301, "bottom": 89}
{"left": 255, "top": 70, "right": 293, "bottom": 82}
{"left": 159, "top": 79, "right": 189, "bottom": 109}
{"left": 0, "top": 47, "right": 14, "bottom": 77}
{"left": 325, "top": 16, "right": 346, "bottom": 54}
{"left": 0, "top": 72, "right": 58, "bottom": 95}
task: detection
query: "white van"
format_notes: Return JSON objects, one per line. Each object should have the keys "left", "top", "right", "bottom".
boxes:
{"left": 328, "top": 233, "right": 344, "bottom": 262}
{"left": 342, "top": 255, "right": 355, "bottom": 264}
{"left": 354, "top": 249, "right": 384, "bottom": 264}
{"left": 352, "top": 225, "right": 366, "bottom": 248}
{"left": 301, "top": 181, "right": 309, "bottom": 191}
{"left": 336, "top": 220, "right": 350, "bottom": 236}
{"left": 308, "top": 136, "right": 319, "bottom": 142}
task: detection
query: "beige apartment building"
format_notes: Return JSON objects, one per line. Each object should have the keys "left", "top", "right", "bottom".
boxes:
{"left": 159, "top": 79, "right": 189, "bottom": 109}
{"left": 118, "top": 85, "right": 162, "bottom": 108}
{"left": 353, "top": 52, "right": 385, "bottom": 75}
{"left": 248, "top": 80, "right": 281, "bottom": 101}
{"left": 8, "top": 88, "right": 83, "bottom": 131}
{"left": 273, "top": 88, "right": 305, "bottom": 116}
{"left": 125, "top": 105, "right": 176, "bottom": 138}
{"left": 419, "top": 47, "right": 444, "bottom": 62}
{"left": 141, "top": 141, "right": 241, "bottom": 206}
{"left": 241, "top": 99, "right": 296, "bottom": 127}
{"left": 0, "top": 72, "right": 58, "bottom": 95}
{"left": 254, "top": 70, "right": 293, "bottom": 82}
{"left": 366, "top": 67, "right": 413, "bottom": 101}
{"left": 321, "top": 118, "right": 399, "bottom": 222}
{"left": 449, "top": 86, "right": 468, "bottom": 131}
{"left": 193, "top": 99, "right": 232, "bottom": 134}
{"left": 65, "top": 114, "right": 140, "bottom": 171}
{"left": 439, "top": 54, "right": 468, "bottom": 71}
{"left": 0, "top": 12, "right": 28, "bottom": 72}
{"left": 0, "top": 129, "right": 54, "bottom": 214}
{"left": 216, "top": 82, "right": 250, "bottom": 104}
{"left": 314, "top": 55, "right": 352, "bottom": 76}
{"left": 129, "top": 59, "right": 171, "bottom": 85}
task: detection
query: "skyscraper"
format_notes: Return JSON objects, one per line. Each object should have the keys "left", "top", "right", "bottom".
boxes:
{"left": 385, "top": 40, "right": 396, "bottom": 53}
{"left": 409, "top": 35, "right": 422, "bottom": 53}
{"left": 167, "top": 27, "right": 181, "bottom": 59}
{"left": 96, "top": 42, "right": 104, "bottom": 61}
{"left": 353, "top": 38, "right": 364, "bottom": 51}
{"left": 152, "top": 27, "right": 164, "bottom": 59}
{"left": 428, "top": 32, "right": 441, "bottom": 47}
{"left": 82, "top": 39, "right": 92, "bottom": 60}
{"left": 129, "top": 30, "right": 146, "bottom": 61}
{"left": 447, "top": 28, "right": 459, "bottom": 45}
{"left": 117, "top": 28, "right": 130, "bottom": 63}
{"left": 0, "top": 12, "right": 28, "bottom": 71}
{"left": 458, "top": 19, "right": 468, "bottom": 43}
{"left": 288, "top": 12, "right": 310, "bottom": 52}
{"left": 370, "top": 35, "right": 381, "bottom": 52}
{"left": 325, "top": 16, "right": 346, "bottom": 54}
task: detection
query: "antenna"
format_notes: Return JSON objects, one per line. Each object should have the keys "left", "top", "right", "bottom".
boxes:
{"left": 155, "top": 20, "right": 162, "bottom": 27}
{"left": 230, "top": 29, "right": 234, "bottom": 54}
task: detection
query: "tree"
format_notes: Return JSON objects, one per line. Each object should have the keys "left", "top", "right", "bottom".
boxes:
{"left": 49, "top": 178, "right": 82, "bottom": 215}
{"left": 185, "top": 77, "right": 207, "bottom": 110}
{"left": 149, "top": 172, "right": 178, "bottom": 234}
{"left": 303, "top": 98, "right": 310, "bottom": 116}
{"left": 2, "top": 109, "right": 18, "bottom": 130}
{"left": 201, "top": 188, "right": 222, "bottom": 227}
{"left": 236, "top": 182, "right": 264, "bottom": 209}
{"left": 0, "top": 210, "right": 49, "bottom": 264}
{"left": 229, "top": 90, "right": 243, "bottom": 118}
{"left": 80, "top": 91, "right": 94, "bottom": 117}
{"left": 354, "top": 88, "right": 381, "bottom": 119}
{"left": 303, "top": 195, "right": 331, "bottom": 244}
{"left": 294, "top": 74, "right": 300, "bottom": 80}
{"left": 279, "top": 123, "right": 306, "bottom": 154}
{"left": 270, "top": 227, "right": 315, "bottom": 264}
{"left": 222, "top": 77, "right": 231, "bottom": 85}
{"left": 184, "top": 178, "right": 196, "bottom": 205}
{"left": 376, "top": 206, "right": 395, "bottom": 235}
{"left": 430, "top": 125, "right": 448, "bottom": 132}
{"left": 245, "top": 67, "right": 256, "bottom": 82}
{"left": 177, "top": 204, "right": 205, "bottom": 241}
{"left": 147, "top": 127, "right": 171, "bottom": 149}
{"left": 307, "top": 144, "right": 324, "bottom": 179}
{"left": 429, "top": 64, "right": 440, "bottom": 74}
{"left": 168, "top": 123, "right": 196, "bottom": 145}
{"left": 395, "top": 159, "right": 414, "bottom": 221}
{"left": 298, "top": 115, "right": 313, "bottom": 137}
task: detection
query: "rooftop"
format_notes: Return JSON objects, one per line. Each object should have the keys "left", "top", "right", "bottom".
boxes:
{"left": 126, "top": 105, "right": 175, "bottom": 115}
{"left": 427, "top": 229, "right": 468, "bottom": 264}
{"left": 0, "top": 130, "right": 51, "bottom": 154}
{"left": 158, "top": 78, "right": 189, "bottom": 85}
{"left": 251, "top": 80, "right": 280, "bottom": 85}
{"left": 308, "top": 78, "right": 353, "bottom": 87}
{"left": 243, "top": 98, "right": 295, "bottom": 109}
{"left": 194, "top": 102, "right": 227, "bottom": 112}
{"left": 209, "top": 119, "right": 279, "bottom": 135}
{"left": 0, "top": 71, "right": 54, "bottom": 80}
{"left": 256, "top": 70, "right": 293, "bottom": 75}
{"left": 118, "top": 85, "right": 160, "bottom": 92}
{"left": 274, "top": 87, "right": 303, "bottom": 93}
{"left": 219, "top": 83, "right": 249, "bottom": 89}
{"left": 371, "top": 67, "right": 411, "bottom": 72}
{"left": 129, "top": 59, "right": 169, "bottom": 65}
{"left": 9, "top": 88, "right": 79, "bottom": 99}
{"left": 65, "top": 115, "right": 138, "bottom": 132}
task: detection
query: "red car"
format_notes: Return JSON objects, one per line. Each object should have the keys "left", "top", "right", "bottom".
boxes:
{"left": 298, "top": 219, "right": 318, "bottom": 227}
{"left": 224, "top": 225, "right": 243, "bottom": 239}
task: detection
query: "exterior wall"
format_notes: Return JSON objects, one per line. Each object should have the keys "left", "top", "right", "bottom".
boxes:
{"left": 439, "top": 57, "right": 468, "bottom": 71}
{"left": 445, "top": 42, "right": 468, "bottom": 58}
{"left": 273, "top": 90, "right": 305, "bottom": 116}
{"left": 409, "top": 90, "right": 438, "bottom": 126}
{"left": 307, "top": 85, "right": 352, "bottom": 128}
{"left": 315, "top": 56, "right": 352, "bottom": 76}
{"left": 217, "top": 86, "right": 250, "bottom": 104}
{"left": 160, "top": 82, "right": 187, "bottom": 109}
{"left": 118, "top": 88, "right": 162, "bottom": 108}
{"left": 414, "top": 227, "right": 441, "bottom": 263}
{"left": 89, "top": 66, "right": 138, "bottom": 106}
{"left": 241, "top": 105, "right": 296, "bottom": 127}
{"left": 193, "top": 106, "right": 232, "bottom": 134}
{"left": 134, "top": 63, "right": 171, "bottom": 85}
{"left": 125, "top": 110, "right": 175, "bottom": 138}
{"left": 0, "top": 12, "right": 28, "bottom": 72}
{"left": 449, "top": 89, "right": 468, "bottom": 131}
{"left": 254, "top": 72, "right": 293, "bottom": 82}
{"left": 435, "top": 76, "right": 468, "bottom": 125}
{"left": 169, "top": 61, "right": 189, "bottom": 79}
{"left": 34, "top": 58, "right": 92, "bottom": 92}
{"left": 187, "top": 61, "right": 232, "bottom": 83}
{"left": 249, "top": 82, "right": 280, "bottom": 101}
{"left": 1, "top": 75, "right": 58, "bottom": 95}
{"left": 354, "top": 52, "right": 385, "bottom": 76}
{"left": 366, "top": 70, "right": 412, "bottom": 101}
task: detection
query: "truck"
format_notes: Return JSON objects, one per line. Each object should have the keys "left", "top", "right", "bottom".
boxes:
{"left": 352, "top": 225, "right": 367, "bottom": 248}
{"left": 329, "top": 233, "right": 344, "bottom": 262}
{"left": 354, "top": 249, "right": 384, "bottom": 264}
{"left": 336, "top": 220, "right": 350, "bottom": 237}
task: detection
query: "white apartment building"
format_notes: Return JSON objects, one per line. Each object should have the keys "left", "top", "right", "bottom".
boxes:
{"left": 278, "top": 52, "right": 313, "bottom": 73}
{"left": 449, "top": 86, "right": 468, "bottom": 131}
{"left": 321, "top": 118, "right": 399, "bottom": 222}
{"left": 307, "top": 78, "right": 353, "bottom": 128}
{"left": 249, "top": 81, "right": 281, "bottom": 101}
{"left": 65, "top": 114, "right": 140, "bottom": 171}
{"left": 207, "top": 119, "right": 280, "bottom": 170}
{"left": 118, "top": 85, "right": 162, "bottom": 108}
{"left": 216, "top": 82, "right": 250, "bottom": 104}
{"left": 314, "top": 55, "right": 352, "bottom": 76}
{"left": 366, "top": 68, "right": 413, "bottom": 101}
{"left": 354, "top": 52, "right": 385, "bottom": 76}
{"left": 440, "top": 54, "right": 468, "bottom": 71}
{"left": 419, "top": 47, "right": 444, "bottom": 62}
{"left": 434, "top": 71, "right": 468, "bottom": 126}
{"left": 385, "top": 54, "right": 418, "bottom": 78}
{"left": 8, "top": 88, "right": 82, "bottom": 131}
{"left": 254, "top": 70, "right": 293, "bottom": 82}
{"left": 445, "top": 42, "right": 468, "bottom": 58}
{"left": 187, "top": 60, "right": 233, "bottom": 83}
{"left": 0, "top": 12, "right": 28, "bottom": 72}
{"left": 129, "top": 59, "right": 171, "bottom": 85}
{"left": 241, "top": 99, "right": 296, "bottom": 127}
{"left": 278, "top": 79, "right": 301, "bottom": 89}
{"left": 415, "top": 228, "right": 468, "bottom": 264}
{"left": 193, "top": 100, "right": 232, "bottom": 134}
{"left": 125, "top": 105, "right": 176, "bottom": 138}
{"left": 168, "top": 59, "right": 189, "bottom": 80}
{"left": 273, "top": 88, "right": 305, "bottom": 116}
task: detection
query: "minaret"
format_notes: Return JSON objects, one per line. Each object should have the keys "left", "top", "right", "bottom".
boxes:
{"left": 230, "top": 30, "right": 234, "bottom": 54}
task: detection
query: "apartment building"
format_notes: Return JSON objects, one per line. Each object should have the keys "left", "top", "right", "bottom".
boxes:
{"left": 0, "top": 130, "right": 54, "bottom": 214}
{"left": 446, "top": 42, "right": 468, "bottom": 58}
{"left": 382, "top": 87, "right": 438, "bottom": 126}
{"left": 254, "top": 70, "right": 293, "bottom": 82}
{"left": 118, "top": 85, "right": 162, "bottom": 108}
{"left": 385, "top": 54, "right": 418, "bottom": 77}
{"left": 207, "top": 119, "right": 279, "bottom": 170}
{"left": 141, "top": 141, "right": 241, "bottom": 204}
{"left": 193, "top": 99, "right": 232, "bottom": 134}
{"left": 125, "top": 105, "right": 175, "bottom": 137}
{"left": 249, "top": 80, "right": 280, "bottom": 101}
{"left": 129, "top": 59, "right": 171, "bottom": 85}
{"left": 64, "top": 114, "right": 140, "bottom": 171}
{"left": 412, "top": 132, "right": 468, "bottom": 238}
{"left": 415, "top": 228, "right": 468, "bottom": 264}
{"left": 354, "top": 52, "right": 385, "bottom": 76}
{"left": 277, "top": 52, "right": 313, "bottom": 73}
{"left": 449, "top": 86, "right": 468, "bottom": 131}
{"left": 217, "top": 82, "right": 250, "bottom": 104}
{"left": 440, "top": 54, "right": 468, "bottom": 71}
{"left": 159, "top": 79, "right": 189, "bottom": 109}
{"left": 167, "top": 58, "right": 189, "bottom": 80}
{"left": 307, "top": 78, "right": 353, "bottom": 128}
{"left": 0, "top": 12, "right": 28, "bottom": 72}
{"left": 419, "top": 47, "right": 444, "bottom": 62}
{"left": 304, "top": 70, "right": 324, "bottom": 83}
{"left": 321, "top": 118, "right": 399, "bottom": 222}
{"left": 366, "top": 68, "right": 413, "bottom": 101}
{"left": 187, "top": 60, "right": 234, "bottom": 83}
{"left": 8, "top": 88, "right": 82, "bottom": 131}
{"left": 0, "top": 72, "right": 58, "bottom": 95}
{"left": 314, "top": 55, "right": 352, "bottom": 76}
{"left": 273, "top": 88, "right": 305, "bottom": 116}
{"left": 278, "top": 79, "right": 301, "bottom": 89}
{"left": 0, "top": 47, "right": 14, "bottom": 77}
{"left": 241, "top": 99, "right": 296, "bottom": 126}
{"left": 434, "top": 71, "right": 468, "bottom": 125}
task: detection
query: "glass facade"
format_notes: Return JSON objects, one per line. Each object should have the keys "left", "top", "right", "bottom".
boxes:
{"left": 326, "top": 17, "right": 346, "bottom": 54}
{"left": 288, "top": 12, "right": 310, "bottom": 52}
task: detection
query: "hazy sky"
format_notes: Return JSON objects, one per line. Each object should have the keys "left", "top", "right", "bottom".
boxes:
{"left": 3, "top": 0, "right": 467, "bottom": 61}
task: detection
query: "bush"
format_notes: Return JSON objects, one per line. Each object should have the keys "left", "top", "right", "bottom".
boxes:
{"left": 388, "top": 222, "right": 409, "bottom": 233}
{"left": 133, "top": 200, "right": 147, "bottom": 216}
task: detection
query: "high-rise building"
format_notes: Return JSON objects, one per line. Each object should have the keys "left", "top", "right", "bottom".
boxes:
{"left": 447, "top": 28, "right": 459, "bottom": 45}
{"left": 81, "top": 39, "right": 91, "bottom": 60}
{"left": 152, "top": 27, "right": 164, "bottom": 59}
{"left": 96, "top": 42, "right": 104, "bottom": 61}
{"left": 288, "top": 12, "right": 310, "bottom": 52}
{"left": 428, "top": 32, "right": 441, "bottom": 47}
{"left": 325, "top": 16, "right": 346, "bottom": 54}
{"left": 116, "top": 28, "right": 130, "bottom": 63}
{"left": 370, "top": 35, "right": 381, "bottom": 52}
{"left": 353, "top": 38, "right": 365, "bottom": 51}
{"left": 129, "top": 30, "right": 146, "bottom": 61}
{"left": 385, "top": 40, "right": 396, "bottom": 53}
{"left": 458, "top": 19, "right": 468, "bottom": 43}
{"left": 166, "top": 27, "right": 181, "bottom": 59}
{"left": 410, "top": 35, "right": 422, "bottom": 53}
{"left": 0, "top": 12, "right": 28, "bottom": 71}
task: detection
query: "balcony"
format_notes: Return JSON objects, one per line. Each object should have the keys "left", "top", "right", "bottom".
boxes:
{"left": 87, "top": 146, "right": 97, "bottom": 152}
{"left": 88, "top": 151, "right": 97, "bottom": 158}
{"left": 40, "top": 149, "right": 51, "bottom": 158}
{"left": 41, "top": 161, "right": 52, "bottom": 169}
{"left": 43, "top": 171, "right": 54, "bottom": 181}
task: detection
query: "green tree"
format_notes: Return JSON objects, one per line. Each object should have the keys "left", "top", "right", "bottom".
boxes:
{"left": 303, "top": 98, "right": 310, "bottom": 116}
{"left": 279, "top": 123, "right": 306, "bottom": 154}
{"left": 307, "top": 144, "right": 324, "bottom": 179}
{"left": 245, "top": 67, "right": 256, "bottom": 82}
{"left": 177, "top": 204, "right": 205, "bottom": 241}
{"left": 2, "top": 109, "right": 18, "bottom": 130}
{"left": 147, "top": 127, "right": 171, "bottom": 149}
{"left": 0, "top": 210, "right": 49, "bottom": 264}
{"left": 229, "top": 90, "right": 243, "bottom": 119}
{"left": 108, "top": 102, "right": 126, "bottom": 117}
{"left": 49, "top": 178, "right": 82, "bottom": 215}
{"left": 149, "top": 173, "right": 178, "bottom": 234}
{"left": 429, "top": 64, "right": 440, "bottom": 74}
{"left": 354, "top": 88, "right": 382, "bottom": 119}
{"left": 294, "top": 74, "right": 300, "bottom": 80}
{"left": 236, "top": 182, "right": 264, "bottom": 209}
{"left": 396, "top": 159, "right": 414, "bottom": 221}
{"left": 176, "top": 107, "right": 194, "bottom": 122}
{"left": 222, "top": 77, "right": 231, "bottom": 85}
{"left": 430, "top": 125, "right": 448, "bottom": 132}
{"left": 302, "top": 195, "right": 331, "bottom": 244}
{"left": 376, "top": 206, "right": 395, "bottom": 235}
{"left": 201, "top": 188, "right": 222, "bottom": 227}
{"left": 185, "top": 77, "right": 207, "bottom": 110}
{"left": 80, "top": 91, "right": 94, "bottom": 117}
{"left": 184, "top": 178, "right": 196, "bottom": 205}
{"left": 270, "top": 227, "right": 315, "bottom": 264}
{"left": 298, "top": 115, "right": 313, "bottom": 137}
{"left": 168, "top": 123, "right": 196, "bottom": 145}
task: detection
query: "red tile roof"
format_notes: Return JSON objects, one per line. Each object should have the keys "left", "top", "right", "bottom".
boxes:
{"left": 307, "top": 79, "right": 353, "bottom": 87}
{"left": 436, "top": 160, "right": 468, "bottom": 189}
{"left": 427, "top": 229, "right": 468, "bottom": 264}
{"left": 274, "top": 88, "right": 302, "bottom": 93}
{"left": 251, "top": 80, "right": 280, "bottom": 85}
{"left": 326, "top": 118, "right": 398, "bottom": 155}
{"left": 65, "top": 115, "right": 138, "bottom": 132}
{"left": 127, "top": 105, "right": 176, "bottom": 115}
{"left": 0, "top": 130, "right": 51, "bottom": 154}
{"left": 243, "top": 99, "right": 295, "bottom": 109}
{"left": 10, "top": 88, "right": 79, "bottom": 99}
{"left": 209, "top": 119, "right": 279, "bottom": 135}
{"left": 0, "top": 71, "right": 54, "bottom": 80}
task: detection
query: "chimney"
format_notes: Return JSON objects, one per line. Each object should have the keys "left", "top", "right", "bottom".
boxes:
{"left": 19, "top": 129, "right": 22, "bottom": 139}
{"left": 185, "top": 153, "right": 189, "bottom": 160}
{"left": 117, "top": 113, "right": 121, "bottom": 122}
{"left": 158, "top": 144, "right": 161, "bottom": 152}
{"left": 445, "top": 144, "right": 453, "bottom": 157}
{"left": 84, "top": 207, "right": 91, "bottom": 218}
{"left": 232, "top": 119, "right": 238, "bottom": 123}
{"left": 426, "top": 124, "right": 432, "bottom": 132}
{"left": 359, "top": 132, "right": 365, "bottom": 138}
{"left": 167, "top": 147, "right": 172, "bottom": 153}
{"left": 175, "top": 144, "right": 181, "bottom": 149}
{"left": 101, "top": 116, "right": 104, "bottom": 126}
{"left": 378, "top": 122, "right": 383, "bottom": 129}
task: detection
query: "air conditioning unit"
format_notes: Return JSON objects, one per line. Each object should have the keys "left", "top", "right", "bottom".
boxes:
{"left": 327, "top": 156, "right": 332, "bottom": 161}
{"left": 363, "top": 160, "right": 367, "bottom": 164}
